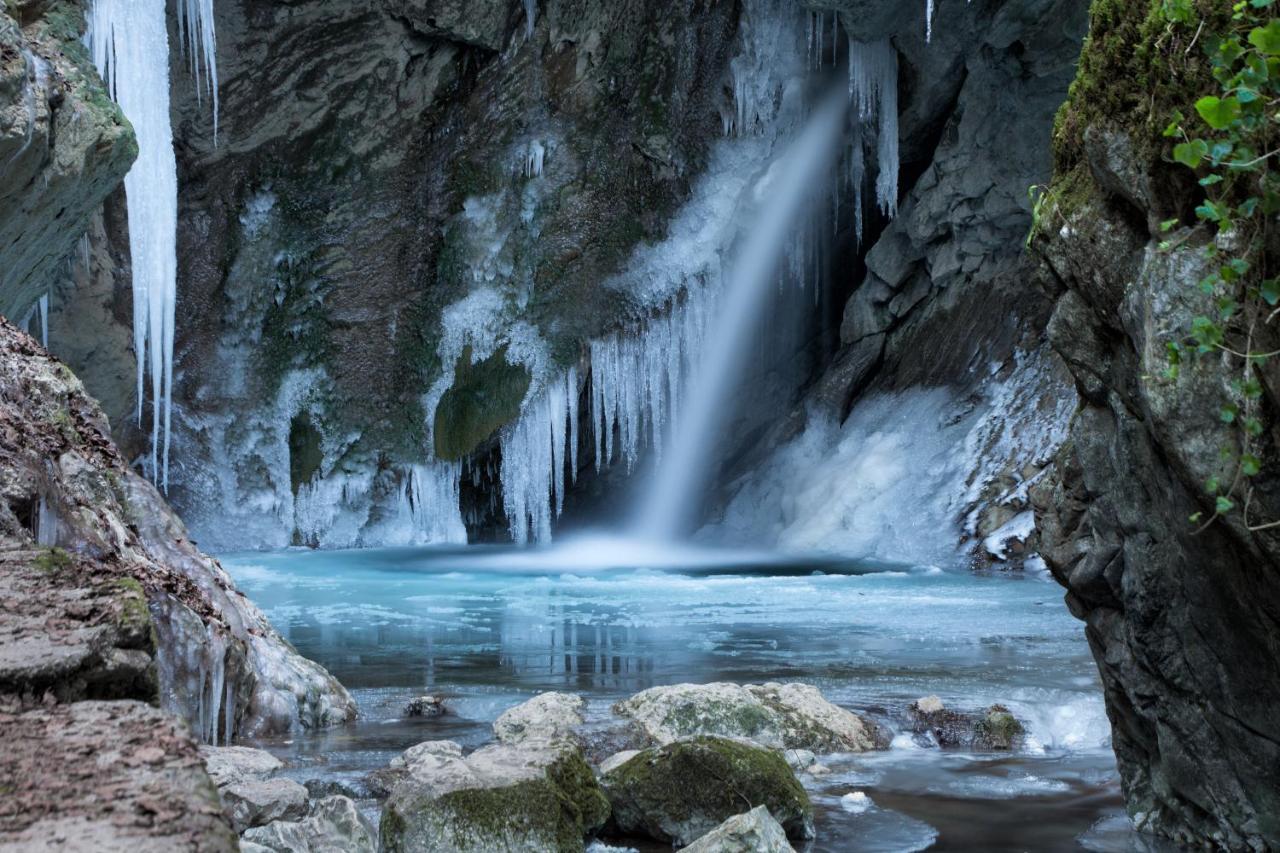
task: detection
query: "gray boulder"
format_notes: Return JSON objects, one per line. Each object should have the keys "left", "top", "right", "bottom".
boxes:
{"left": 241, "top": 795, "right": 377, "bottom": 853}
{"left": 379, "top": 738, "right": 609, "bottom": 852}
{"left": 493, "top": 691, "right": 585, "bottom": 745}
{"left": 601, "top": 736, "right": 814, "bottom": 845}
{"left": 201, "top": 746, "right": 284, "bottom": 787}
{"left": 681, "top": 806, "right": 796, "bottom": 853}
{"left": 220, "top": 777, "right": 309, "bottom": 834}
{"left": 614, "top": 682, "right": 884, "bottom": 753}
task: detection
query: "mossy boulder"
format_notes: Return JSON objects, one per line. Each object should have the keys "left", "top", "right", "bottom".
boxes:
{"left": 600, "top": 736, "right": 814, "bottom": 845}
{"left": 379, "top": 739, "right": 609, "bottom": 853}
{"left": 614, "top": 682, "right": 885, "bottom": 753}
{"left": 433, "top": 346, "right": 532, "bottom": 461}
{"left": 973, "top": 704, "right": 1025, "bottom": 751}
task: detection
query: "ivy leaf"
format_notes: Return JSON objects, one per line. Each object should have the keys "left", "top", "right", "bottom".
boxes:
{"left": 1196, "top": 96, "right": 1243, "bottom": 129}
{"left": 1216, "top": 495, "right": 1236, "bottom": 514}
{"left": 1262, "top": 278, "right": 1280, "bottom": 306}
{"left": 1173, "top": 139, "right": 1209, "bottom": 168}
{"left": 1249, "top": 19, "right": 1280, "bottom": 54}
{"left": 1221, "top": 403, "right": 1240, "bottom": 423}
{"left": 1242, "top": 454, "right": 1262, "bottom": 476}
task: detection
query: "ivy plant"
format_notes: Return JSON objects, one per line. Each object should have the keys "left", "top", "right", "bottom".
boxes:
{"left": 1160, "top": 0, "right": 1279, "bottom": 530}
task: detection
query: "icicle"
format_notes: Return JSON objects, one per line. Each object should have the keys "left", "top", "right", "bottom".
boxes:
{"left": 523, "top": 0, "right": 537, "bottom": 39}
{"left": 87, "top": 0, "right": 218, "bottom": 491}
{"left": 926, "top": 0, "right": 935, "bottom": 43}
{"left": 37, "top": 293, "right": 48, "bottom": 348}
{"left": 175, "top": 0, "right": 219, "bottom": 140}
{"left": 523, "top": 141, "right": 546, "bottom": 178}
{"left": 847, "top": 39, "right": 899, "bottom": 219}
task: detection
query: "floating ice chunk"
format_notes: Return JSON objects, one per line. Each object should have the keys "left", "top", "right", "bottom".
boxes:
{"left": 841, "top": 791, "right": 874, "bottom": 813}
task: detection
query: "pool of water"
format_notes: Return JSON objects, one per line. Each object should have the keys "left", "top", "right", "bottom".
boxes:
{"left": 220, "top": 540, "right": 1156, "bottom": 852}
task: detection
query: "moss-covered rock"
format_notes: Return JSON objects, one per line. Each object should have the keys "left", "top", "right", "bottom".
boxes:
{"left": 379, "top": 739, "right": 608, "bottom": 853}
{"left": 973, "top": 705, "right": 1026, "bottom": 751}
{"left": 601, "top": 736, "right": 814, "bottom": 845}
{"left": 434, "top": 346, "right": 532, "bottom": 461}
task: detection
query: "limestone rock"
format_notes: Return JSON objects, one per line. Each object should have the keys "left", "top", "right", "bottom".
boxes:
{"left": 614, "top": 682, "right": 884, "bottom": 753}
{"left": 241, "top": 795, "right": 377, "bottom": 853}
{"left": 220, "top": 777, "right": 309, "bottom": 834}
{"left": 493, "top": 691, "right": 584, "bottom": 745}
{"left": 907, "top": 698, "right": 1025, "bottom": 750}
{"left": 681, "top": 806, "right": 796, "bottom": 853}
{"left": 201, "top": 746, "right": 283, "bottom": 788}
{"left": 379, "top": 739, "right": 609, "bottom": 852}
{"left": 601, "top": 736, "right": 814, "bottom": 845}
{"left": 0, "top": 700, "right": 237, "bottom": 851}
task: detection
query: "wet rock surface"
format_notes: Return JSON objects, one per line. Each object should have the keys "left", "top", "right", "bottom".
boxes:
{"left": 906, "top": 697, "right": 1026, "bottom": 750}
{"left": 0, "top": 0, "right": 135, "bottom": 317}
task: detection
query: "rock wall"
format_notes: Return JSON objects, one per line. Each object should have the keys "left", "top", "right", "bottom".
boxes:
{"left": 0, "top": 0, "right": 134, "bottom": 319}
{"left": 1031, "top": 2, "right": 1280, "bottom": 848}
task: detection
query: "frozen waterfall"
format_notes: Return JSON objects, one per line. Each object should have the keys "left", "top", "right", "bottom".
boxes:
{"left": 86, "top": 0, "right": 218, "bottom": 490}
{"left": 636, "top": 90, "right": 849, "bottom": 540}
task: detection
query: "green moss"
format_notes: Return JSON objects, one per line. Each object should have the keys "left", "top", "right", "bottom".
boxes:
{"left": 606, "top": 737, "right": 813, "bottom": 843}
{"left": 975, "top": 705, "right": 1025, "bottom": 750}
{"left": 33, "top": 547, "right": 72, "bottom": 573}
{"left": 113, "top": 577, "right": 152, "bottom": 639}
{"left": 382, "top": 769, "right": 600, "bottom": 853}
{"left": 546, "top": 749, "right": 611, "bottom": 836}
{"left": 433, "top": 346, "right": 531, "bottom": 460}
{"left": 1052, "top": 0, "right": 1230, "bottom": 173}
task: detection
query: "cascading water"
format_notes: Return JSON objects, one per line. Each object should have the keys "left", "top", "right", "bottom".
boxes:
{"left": 86, "top": 0, "right": 218, "bottom": 491}
{"left": 636, "top": 91, "right": 850, "bottom": 541}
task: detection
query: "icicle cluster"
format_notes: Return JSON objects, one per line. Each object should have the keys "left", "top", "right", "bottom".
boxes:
{"left": 86, "top": 0, "right": 219, "bottom": 491}
{"left": 175, "top": 0, "right": 219, "bottom": 138}
{"left": 523, "top": 141, "right": 546, "bottom": 178}
{"left": 589, "top": 288, "right": 713, "bottom": 474}
{"left": 847, "top": 39, "right": 899, "bottom": 219}
{"left": 500, "top": 367, "right": 578, "bottom": 544}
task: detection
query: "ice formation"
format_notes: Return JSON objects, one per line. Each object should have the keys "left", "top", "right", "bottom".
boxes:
{"left": 523, "top": 0, "right": 537, "bottom": 39}
{"left": 500, "top": 367, "right": 578, "bottom": 544}
{"left": 176, "top": 0, "right": 219, "bottom": 138}
{"left": 702, "top": 349, "right": 1074, "bottom": 565}
{"left": 847, "top": 39, "right": 899, "bottom": 218}
{"left": 523, "top": 141, "right": 546, "bottom": 178}
{"left": 86, "top": 0, "right": 218, "bottom": 490}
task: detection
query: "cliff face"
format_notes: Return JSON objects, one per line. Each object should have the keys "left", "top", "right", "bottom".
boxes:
{"left": 1032, "top": 2, "right": 1280, "bottom": 848}
{"left": 0, "top": 0, "right": 135, "bottom": 318}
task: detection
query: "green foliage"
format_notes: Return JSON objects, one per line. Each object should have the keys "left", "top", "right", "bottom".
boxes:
{"left": 1161, "top": 0, "right": 1280, "bottom": 529}
{"left": 34, "top": 547, "right": 73, "bottom": 573}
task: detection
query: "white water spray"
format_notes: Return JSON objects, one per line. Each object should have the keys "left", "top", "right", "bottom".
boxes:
{"left": 87, "top": 0, "right": 218, "bottom": 491}
{"left": 636, "top": 90, "right": 849, "bottom": 540}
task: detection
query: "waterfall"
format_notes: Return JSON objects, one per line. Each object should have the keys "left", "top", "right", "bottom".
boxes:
{"left": 86, "top": 0, "right": 218, "bottom": 491}
{"left": 635, "top": 91, "right": 849, "bottom": 540}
